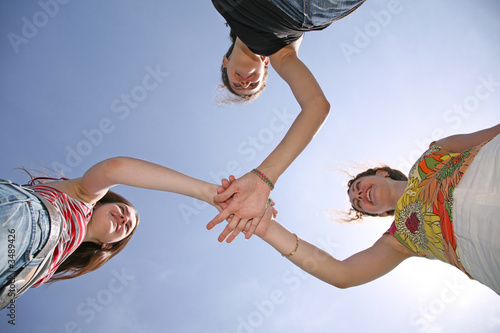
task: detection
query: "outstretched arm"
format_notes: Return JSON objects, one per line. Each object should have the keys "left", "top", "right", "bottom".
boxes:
{"left": 47, "top": 157, "right": 219, "bottom": 207}
{"left": 435, "top": 123, "right": 500, "bottom": 153}
{"left": 255, "top": 213, "right": 415, "bottom": 288}
{"left": 209, "top": 41, "right": 330, "bottom": 242}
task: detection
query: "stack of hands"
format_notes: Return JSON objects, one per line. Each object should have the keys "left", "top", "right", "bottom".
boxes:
{"left": 207, "top": 173, "right": 278, "bottom": 243}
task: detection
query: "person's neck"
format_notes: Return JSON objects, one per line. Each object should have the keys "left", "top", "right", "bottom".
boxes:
{"left": 82, "top": 231, "right": 96, "bottom": 244}
{"left": 391, "top": 180, "right": 408, "bottom": 208}
{"left": 233, "top": 37, "right": 260, "bottom": 61}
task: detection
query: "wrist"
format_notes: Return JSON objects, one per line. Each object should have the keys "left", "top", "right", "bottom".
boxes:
{"left": 251, "top": 168, "right": 275, "bottom": 190}
{"left": 202, "top": 183, "right": 218, "bottom": 206}
{"left": 260, "top": 221, "right": 300, "bottom": 258}
{"left": 255, "top": 164, "right": 279, "bottom": 185}
{"left": 260, "top": 219, "right": 279, "bottom": 241}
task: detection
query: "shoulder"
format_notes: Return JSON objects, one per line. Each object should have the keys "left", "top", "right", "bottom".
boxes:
{"left": 36, "top": 179, "right": 96, "bottom": 205}
{"left": 269, "top": 36, "right": 302, "bottom": 65}
{"left": 407, "top": 143, "right": 443, "bottom": 177}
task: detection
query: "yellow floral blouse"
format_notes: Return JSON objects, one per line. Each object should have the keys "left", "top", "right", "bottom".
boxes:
{"left": 388, "top": 140, "right": 490, "bottom": 276}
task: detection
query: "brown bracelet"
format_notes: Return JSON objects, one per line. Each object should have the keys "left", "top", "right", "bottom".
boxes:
{"left": 282, "top": 233, "right": 299, "bottom": 258}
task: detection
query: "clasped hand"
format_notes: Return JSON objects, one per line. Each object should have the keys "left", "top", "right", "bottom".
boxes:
{"left": 207, "top": 172, "right": 277, "bottom": 242}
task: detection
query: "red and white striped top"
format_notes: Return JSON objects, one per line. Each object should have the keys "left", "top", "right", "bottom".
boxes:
{"left": 30, "top": 185, "right": 93, "bottom": 287}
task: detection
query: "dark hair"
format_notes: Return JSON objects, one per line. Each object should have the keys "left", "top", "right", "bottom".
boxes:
{"left": 220, "top": 29, "right": 269, "bottom": 104}
{"left": 22, "top": 172, "right": 139, "bottom": 283}
{"left": 347, "top": 166, "right": 408, "bottom": 220}
{"left": 50, "top": 191, "right": 139, "bottom": 282}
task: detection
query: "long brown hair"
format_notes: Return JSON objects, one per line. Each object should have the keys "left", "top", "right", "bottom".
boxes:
{"left": 49, "top": 191, "right": 139, "bottom": 282}
{"left": 23, "top": 172, "right": 139, "bottom": 283}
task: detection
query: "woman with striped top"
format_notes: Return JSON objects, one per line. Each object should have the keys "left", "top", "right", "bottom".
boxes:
{"left": 0, "top": 157, "right": 224, "bottom": 307}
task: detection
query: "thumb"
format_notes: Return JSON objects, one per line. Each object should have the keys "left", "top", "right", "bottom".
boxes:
{"left": 216, "top": 185, "right": 225, "bottom": 194}
{"left": 214, "top": 183, "right": 237, "bottom": 202}
{"left": 216, "top": 178, "right": 231, "bottom": 194}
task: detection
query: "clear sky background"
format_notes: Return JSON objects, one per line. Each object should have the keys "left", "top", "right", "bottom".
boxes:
{"left": 1, "top": 1, "right": 500, "bottom": 332}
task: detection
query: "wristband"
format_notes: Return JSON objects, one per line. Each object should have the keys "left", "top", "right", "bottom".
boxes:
{"left": 251, "top": 168, "right": 275, "bottom": 190}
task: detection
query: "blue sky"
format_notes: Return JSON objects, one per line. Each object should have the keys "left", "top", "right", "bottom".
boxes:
{"left": 1, "top": 1, "right": 500, "bottom": 332}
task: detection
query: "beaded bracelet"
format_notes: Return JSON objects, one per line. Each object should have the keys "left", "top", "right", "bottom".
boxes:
{"left": 282, "top": 233, "right": 299, "bottom": 258}
{"left": 251, "top": 168, "right": 275, "bottom": 190}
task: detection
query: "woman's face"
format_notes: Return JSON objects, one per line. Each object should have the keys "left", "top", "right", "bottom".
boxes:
{"left": 87, "top": 202, "right": 138, "bottom": 246}
{"left": 223, "top": 55, "right": 268, "bottom": 96}
{"left": 347, "top": 171, "right": 394, "bottom": 216}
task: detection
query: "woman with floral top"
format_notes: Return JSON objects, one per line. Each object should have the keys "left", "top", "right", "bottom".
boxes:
{"left": 218, "top": 123, "right": 500, "bottom": 294}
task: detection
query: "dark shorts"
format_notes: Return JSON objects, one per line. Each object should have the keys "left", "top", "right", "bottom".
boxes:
{"left": 267, "top": 0, "right": 366, "bottom": 28}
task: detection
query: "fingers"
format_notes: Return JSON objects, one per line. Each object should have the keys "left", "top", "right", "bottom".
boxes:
{"left": 225, "top": 229, "right": 240, "bottom": 243}
{"left": 243, "top": 219, "right": 252, "bottom": 232}
{"left": 217, "top": 225, "right": 233, "bottom": 242}
{"left": 216, "top": 178, "right": 231, "bottom": 196}
{"left": 213, "top": 182, "right": 237, "bottom": 202}
{"left": 221, "top": 178, "right": 232, "bottom": 188}
{"left": 206, "top": 209, "right": 232, "bottom": 230}
{"left": 217, "top": 217, "right": 243, "bottom": 242}
{"left": 215, "top": 176, "right": 236, "bottom": 197}
{"left": 216, "top": 185, "right": 225, "bottom": 194}
{"left": 210, "top": 175, "right": 265, "bottom": 242}
{"left": 216, "top": 216, "right": 254, "bottom": 243}
{"left": 243, "top": 217, "right": 260, "bottom": 240}
{"left": 225, "top": 218, "right": 252, "bottom": 243}
{"left": 240, "top": 220, "right": 253, "bottom": 238}
{"left": 220, "top": 199, "right": 277, "bottom": 241}
{"left": 268, "top": 198, "right": 278, "bottom": 217}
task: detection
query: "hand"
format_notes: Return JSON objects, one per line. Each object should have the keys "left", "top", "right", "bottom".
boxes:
{"left": 205, "top": 183, "right": 226, "bottom": 213}
{"left": 243, "top": 201, "right": 276, "bottom": 239}
{"left": 213, "top": 176, "right": 278, "bottom": 241}
{"left": 216, "top": 177, "right": 278, "bottom": 222}
{"left": 207, "top": 172, "right": 272, "bottom": 243}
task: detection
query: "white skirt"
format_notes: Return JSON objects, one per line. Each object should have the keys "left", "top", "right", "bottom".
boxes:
{"left": 453, "top": 133, "right": 500, "bottom": 295}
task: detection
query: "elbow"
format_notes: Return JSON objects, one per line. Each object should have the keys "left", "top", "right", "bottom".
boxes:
{"left": 330, "top": 278, "right": 354, "bottom": 289}
{"left": 330, "top": 273, "right": 371, "bottom": 290}
{"left": 334, "top": 282, "right": 353, "bottom": 289}
{"left": 327, "top": 271, "right": 357, "bottom": 289}
{"left": 319, "top": 98, "right": 330, "bottom": 120}
{"left": 324, "top": 99, "right": 331, "bottom": 114}
{"left": 315, "top": 98, "right": 330, "bottom": 126}
{"left": 301, "top": 96, "right": 330, "bottom": 123}
{"left": 103, "top": 156, "right": 127, "bottom": 169}
{"left": 100, "top": 156, "right": 129, "bottom": 178}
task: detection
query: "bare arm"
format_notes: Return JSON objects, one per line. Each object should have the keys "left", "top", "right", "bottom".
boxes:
{"left": 209, "top": 41, "right": 330, "bottom": 242}
{"left": 258, "top": 218, "right": 414, "bottom": 288}
{"left": 258, "top": 42, "right": 330, "bottom": 182}
{"left": 435, "top": 123, "right": 500, "bottom": 153}
{"left": 46, "top": 157, "right": 219, "bottom": 207}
